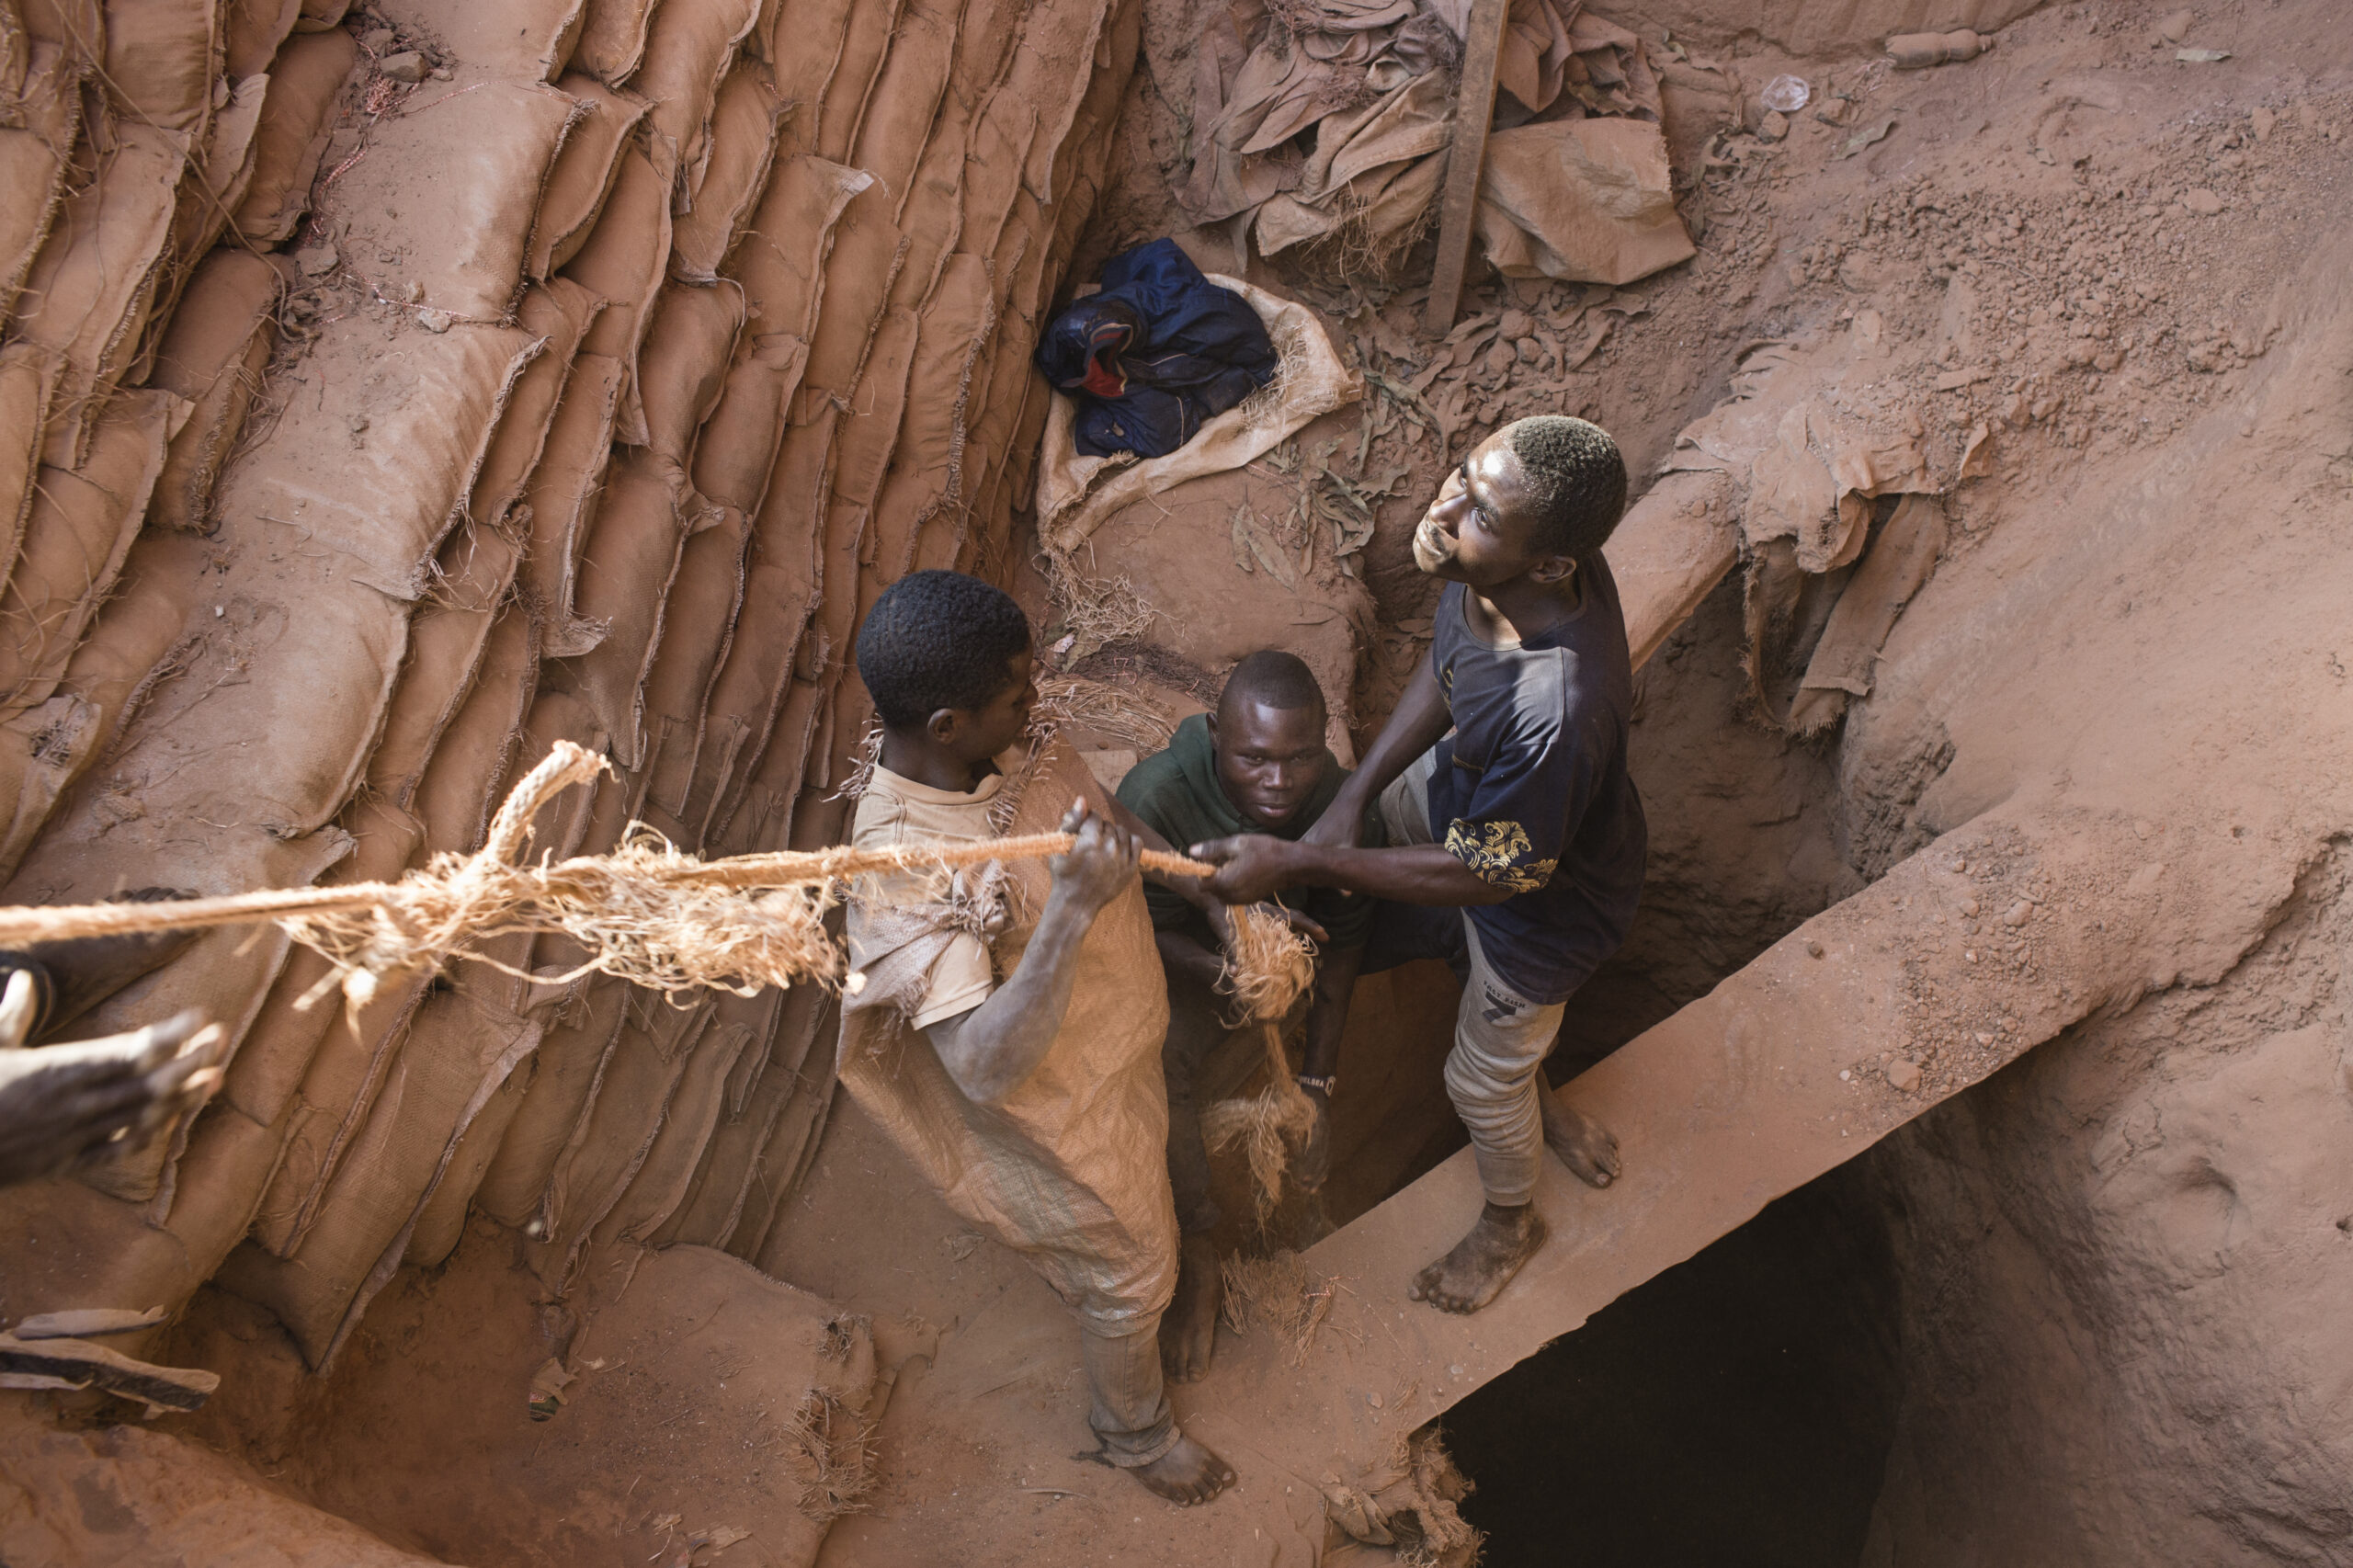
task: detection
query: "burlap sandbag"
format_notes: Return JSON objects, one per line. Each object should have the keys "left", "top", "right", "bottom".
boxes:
{"left": 726, "top": 153, "right": 871, "bottom": 345}
{"left": 526, "top": 74, "right": 647, "bottom": 279}
{"left": 101, "top": 0, "right": 219, "bottom": 135}
{"left": 838, "top": 737, "right": 1177, "bottom": 1334}
{"left": 1035, "top": 273, "right": 1360, "bottom": 556}
{"left": 668, "top": 60, "right": 784, "bottom": 282}
{"left": 561, "top": 142, "right": 672, "bottom": 445}
{"left": 686, "top": 333, "right": 799, "bottom": 520}
{"left": 551, "top": 446, "right": 692, "bottom": 767}
{"left": 219, "top": 796, "right": 423, "bottom": 1130}
{"left": 0, "top": 343, "right": 57, "bottom": 585}
{"left": 1473, "top": 116, "right": 1696, "bottom": 287}
{"left": 570, "top": 0, "right": 655, "bottom": 85}
{"left": 410, "top": 600, "right": 540, "bottom": 858}
{"left": 222, "top": 0, "right": 301, "bottom": 76}
{"left": 365, "top": 528, "right": 525, "bottom": 811}
{"left": 225, "top": 980, "right": 547, "bottom": 1368}
{"left": 292, "top": 0, "right": 349, "bottom": 30}
{"left": 145, "top": 247, "right": 278, "bottom": 533}
{"left": 695, "top": 411, "right": 838, "bottom": 842}
{"left": 249, "top": 966, "right": 435, "bottom": 1256}
{"left": 864, "top": 253, "right": 990, "bottom": 578}
{"left": 633, "top": 502, "right": 751, "bottom": 836}
{"left": 0, "top": 694, "right": 100, "bottom": 889}
{"left": 230, "top": 28, "right": 355, "bottom": 244}
{"left": 633, "top": 278, "right": 743, "bottom": 467}
{"left": 335, "top": 77, "right": 585, "bottom": 324}
{"left": 156, "top": 72, "right": 269, "bottom": 327}
{"left": 375, "top": 0, "right": 585, "bottom": 83}
{"left": 213, "top": 312, "right": 535, "bottom": 602}
{"left": 0, "top": 390, "right": 181, "bottom": 721}
{"left": 472, "top": 960, "right": 627, "bottom": 1229}
{"left": 631, "top": 0, "right": 756, "bottom": 194}
{"left": 13, "top": 121, "right": 189, "bottom": 470}
{"left": 655, "top": 979, "right": 828, "bottom": 1251}
{"left": 0, "top": 528, "right": 203, "bottom": 883}
{"left": 590, "top": 983, "right": 764, "bottom": 1247}
{"left": 0, "top": 44, "right": 84, "bottom": 324}
{"left": 517, "top": 349, "right": 625, "bottom": 653}
{"left": 540, "top": 994, "right": 714, "bottom": 1277}
{"left": 467, "top": 279, "right": 602, "bottom": 527}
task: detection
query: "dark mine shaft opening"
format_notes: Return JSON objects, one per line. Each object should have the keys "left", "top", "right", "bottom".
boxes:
{"left": 1438, "top": 1163, "right": 1904, "bottom": 1567}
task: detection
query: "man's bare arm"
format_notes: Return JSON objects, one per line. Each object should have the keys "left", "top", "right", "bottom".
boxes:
{"left": 1190, "top": 835, "right": 1515, "bottom": 908}
{"left": 920, "top": 801, "right": 1138, "bottom": 1107}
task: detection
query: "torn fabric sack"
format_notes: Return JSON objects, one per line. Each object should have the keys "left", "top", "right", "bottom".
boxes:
{"left": 1472, "top": 117, "right": 1695, "bottom": 286}
{"left": 1035, "top": 240, "right": 1277, "bottom": 460}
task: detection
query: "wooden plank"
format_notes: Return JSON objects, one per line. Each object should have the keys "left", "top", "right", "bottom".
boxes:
{"left": 1423, "top": 0, "right": 1508, "bottom": 336}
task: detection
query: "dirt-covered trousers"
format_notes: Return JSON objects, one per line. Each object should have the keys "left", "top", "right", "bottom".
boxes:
{"left": 1159, "top": 968, "right": 1228, "bottom": 1237}
{"left": 1083, "top": 1313, "right": 1179, "bottom": 1467}
{"left": 1375, "top": 750, "right": 1565, "bottom": 1210}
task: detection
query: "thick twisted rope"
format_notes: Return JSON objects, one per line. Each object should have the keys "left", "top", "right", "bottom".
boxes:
{"left": 0, "top": 744, "right": 1314, "bottom": 1017}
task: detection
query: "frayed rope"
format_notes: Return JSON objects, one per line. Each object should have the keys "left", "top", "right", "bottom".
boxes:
{"left": 0, "top": 744, "right": 1306, "bottom": 1017}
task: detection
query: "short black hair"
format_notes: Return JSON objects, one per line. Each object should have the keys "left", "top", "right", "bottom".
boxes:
{"left": 1504, "top": 415, "right": 1627, "bottom": 559}
{"left": 1219, "top": 649, "right": 1326, "bottom": 718}
{"left": 854, "top": 570, "right": 1031, "bottom": 728}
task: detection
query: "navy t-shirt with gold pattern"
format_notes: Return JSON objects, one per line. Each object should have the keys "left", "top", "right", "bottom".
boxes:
{"left": 1424, "top": 563, "right": 1646, "bottom": 1004}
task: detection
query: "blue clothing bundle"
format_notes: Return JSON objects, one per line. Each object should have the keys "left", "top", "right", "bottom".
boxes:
{"left": 1034, "top": 239, "right": 1278, "bottom": 459}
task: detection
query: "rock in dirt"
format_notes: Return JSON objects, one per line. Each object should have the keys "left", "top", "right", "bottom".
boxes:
{"left": 1886, "top": 1058, "right": 1922, "bottom": 1092}
{"left": 1758, "top": 109, "right": 1790, "bottom": 142}
{"left": 1887, "top": 30, "right": 1986, "bottom": 70}
{"left": 294, "top": 243, "right": 339, "bottom": 277}
{"left": 380, "top": 51, "right": 428, "bottom": 84}
{"left": 2155, "top": 8, "right": 2194, "bottom": 43}
{"left": 2182, "top": 188, "right": 2224, "bottom": 215}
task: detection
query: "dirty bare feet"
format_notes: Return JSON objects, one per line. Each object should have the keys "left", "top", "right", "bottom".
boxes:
{"left": 1540, "top": 1087, "right": 1621, "bottom": 1189}
{"left": 1407, "top": 1201, "right": 1547, "bottom": 1314}
{"left": 1131, "top": 1434, "right": 1235, "bottom": 1506}
{"left": 1161, "top": 1233, "right": 1222, "bottom": 1383}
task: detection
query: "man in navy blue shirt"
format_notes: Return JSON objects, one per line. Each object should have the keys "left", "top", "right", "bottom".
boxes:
{"left": 1193, "top": 416, "right": 1644, "bottom": 1316}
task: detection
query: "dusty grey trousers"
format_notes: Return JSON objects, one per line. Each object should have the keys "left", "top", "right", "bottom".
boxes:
{"left": 1083, "top": 1315, "right": 1178, "bottom": 1467}
{"left": 1160, "top": 968, "right": 1227, "bottom": 1236}
{"left": 1378, "top": 750, "right": 1565, "bottom": 1209}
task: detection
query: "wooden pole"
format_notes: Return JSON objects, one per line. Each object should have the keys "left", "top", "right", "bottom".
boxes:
{"left": 1423, "top": 0, "right": 1507, "bottom": 336}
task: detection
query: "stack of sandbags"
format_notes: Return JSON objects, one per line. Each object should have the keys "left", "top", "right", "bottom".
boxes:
{"left": 0, "top": 0, "right": 1144, "bottom": 1376}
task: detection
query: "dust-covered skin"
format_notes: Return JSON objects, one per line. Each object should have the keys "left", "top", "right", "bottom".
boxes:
{"left": 1409, "top": 1199, "right": 1550, "bottom": 1314}
{"left": 0, "top": 971, "right": 222, "bottom": 1188}
{"left": 1161, "top": 1232, "right": 1222, "bottom": 1384}
{"left": 1540, "top": 1086, "right": 1621, "bottom": 1188}
{"left": 1131, "top": 1432, "right": 1237, "bottom": 1506}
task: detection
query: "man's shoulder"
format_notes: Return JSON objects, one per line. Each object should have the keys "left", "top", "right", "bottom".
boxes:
{"left": 1113, "top": 744, "right": 1199, "bottom": 824}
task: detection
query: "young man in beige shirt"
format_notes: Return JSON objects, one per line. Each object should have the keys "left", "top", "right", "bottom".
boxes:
{"left": 836, "top": 570, "right": 1233, "bottom": 1506}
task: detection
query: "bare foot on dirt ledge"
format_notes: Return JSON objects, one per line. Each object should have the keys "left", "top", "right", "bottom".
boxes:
{"left": 1540, "top": 1088, "right": 1621, "bottom": 1188}
{"left": 1408, "top": 1201, "right": 1548, "bottom": 1314}
{"left": 1161, "top": 1233, "right": 1222, "bottom": 1383}
{"left": 1133, "top": 1434, "right": 1236, "bottom": 1506}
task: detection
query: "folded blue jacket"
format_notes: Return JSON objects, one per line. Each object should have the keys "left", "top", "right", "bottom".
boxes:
{"left": 1035, "top": 238, "right": 1279, "bottom": 459}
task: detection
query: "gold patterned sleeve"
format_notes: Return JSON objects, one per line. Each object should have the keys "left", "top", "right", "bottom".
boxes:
{"left": 1442, "top": 819, "right": 1559, "bottom": 894}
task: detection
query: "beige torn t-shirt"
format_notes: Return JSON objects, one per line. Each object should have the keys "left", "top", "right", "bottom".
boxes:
{"left": 844, "top": 756, "right": 1019, "bottom": 1028}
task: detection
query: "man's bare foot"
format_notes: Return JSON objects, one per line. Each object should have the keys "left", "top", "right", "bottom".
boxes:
{"left": 1407, "top": 1201, "right": 1547, "bottom": 1314}
{"left": 1161, "top": 1233, "right": 1222, "bottom": 1383}
{"left": 1540, "top": 1087, "right": 1621, "bottom": 1188}
{"left": 1131, "top": 1434, "right": 1235, "bottom": 1506}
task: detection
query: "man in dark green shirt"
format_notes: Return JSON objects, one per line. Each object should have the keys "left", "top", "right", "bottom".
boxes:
{"left": 1116, "top": 650, "right": 1376, "bottom": 1383}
